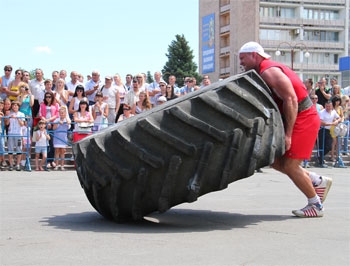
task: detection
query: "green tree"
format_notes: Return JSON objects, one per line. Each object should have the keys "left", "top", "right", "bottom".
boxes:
{"left": 162, "top": 34, "right": 200, "bottom": 87}
{"left": 146, "top": 71, "right": 154, "bottom": 84}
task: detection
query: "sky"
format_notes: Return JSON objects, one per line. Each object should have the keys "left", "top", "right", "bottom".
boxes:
{"left": 1, "top": 0, "right": 199, "bottom": 81}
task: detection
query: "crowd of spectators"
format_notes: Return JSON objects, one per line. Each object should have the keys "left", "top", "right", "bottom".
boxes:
{"left": 304, "top": 77, "right": 350, "bottom": 168}
{"left": 1, "top": 64, "right": 349, "bottom": 171}
{"left": 0, "top": 65, "right": 212, "bottom": 171}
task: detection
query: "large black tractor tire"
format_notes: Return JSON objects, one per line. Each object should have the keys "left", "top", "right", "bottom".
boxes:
{"left": 73, "top": 70, "right": 285, "bottom": 222}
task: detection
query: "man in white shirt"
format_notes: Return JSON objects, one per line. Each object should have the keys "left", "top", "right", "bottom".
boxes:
{"left": 317, "top": 100, "right": 342, "bottom": 166}
{"left": 147, "top": 71, "right": 162, "bottom": 106}
{"left": 85, "top": 70, "right": 102, "bottom": 105}
{"left": 29, "top": 68, "right": 45, "bottom": 117}
{"left": 124, "top": 78, "right": 140, "bottom": 114}
{"left": 0, "top": 65, "right": 14, "bottom": 100}
{"left": 66, "top": 71, "right": 82, "bottom": 102}
{"left": 101, "top": 76, "right": 119, "bottom": 124}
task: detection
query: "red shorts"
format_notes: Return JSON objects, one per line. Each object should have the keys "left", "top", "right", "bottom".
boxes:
{"left": 284, "top": 105, "right": 320, "bottom": 160}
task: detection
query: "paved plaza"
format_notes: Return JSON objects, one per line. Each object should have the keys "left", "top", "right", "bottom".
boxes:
{"left": 1, "top": 167, "right": 349, "bottom": 266}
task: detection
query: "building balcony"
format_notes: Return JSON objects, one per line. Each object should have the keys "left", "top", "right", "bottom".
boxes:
{"left": 305, "top": 63, "right": 339, "bottom": 71}
{"left": 260, "top": 40, "right": 345, "bottom": 52}
{"left": 220, "top": 46, "right": 230, "bottom": 55}
{"left": 220, "top": 67, "right": 231, "bottom": 75}
{"left": 220, "top": 25, "right": 230, "bottom": 34}
{"left": 220, "top": 4, "right": 230, "bottom": 13}
{"left": 260, "top": 17, "right": 345, "bottom": 28}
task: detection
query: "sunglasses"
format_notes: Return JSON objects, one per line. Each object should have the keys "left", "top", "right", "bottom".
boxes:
{"left": 45, "top": 96, "right": 52, "bottom": 98}
{"left": 159, "top": 84, "right": 165, "bottom": 87}
{"left": 4, "top": 69, "right": 12, "bottom": 72}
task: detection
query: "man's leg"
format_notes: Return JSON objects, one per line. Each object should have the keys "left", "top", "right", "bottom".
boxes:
{"left": 272, "top": 157, "right": 324, "bottom": 217}
{"left": 272, "top": 157, "right": 316, "bottom": 198}
{"left": 303, "top": 167, "right": 332, "bottom": 203}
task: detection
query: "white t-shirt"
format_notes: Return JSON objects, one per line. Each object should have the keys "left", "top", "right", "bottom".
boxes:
{"left": 29, "top": 79, "right": 45, "bottom": 102}
{"left": 101, "top": 85, "right": 118, "bottom": 108}
{"left": 34, "top": 130, "right": 48, "bottom": 147}
{"left": 8, "top": 111, "right": 25, "bottom": 135}
{"left": 124, "top": 90, "right": 140, "bottom": 108}
{"left": 319, "top": 109, "right": 340, "bottom": 129}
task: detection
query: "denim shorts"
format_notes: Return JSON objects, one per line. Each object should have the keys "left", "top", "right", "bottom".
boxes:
{"left": 35, "top": 146, "right": 47, "bottom": 154}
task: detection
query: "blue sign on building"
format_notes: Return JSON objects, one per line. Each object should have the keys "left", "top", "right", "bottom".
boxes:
{"left": 202, "top": 13, "right": 215, "bottom": 74}
{"left": 339, "top": 56, "right": 350, "bottom": 71}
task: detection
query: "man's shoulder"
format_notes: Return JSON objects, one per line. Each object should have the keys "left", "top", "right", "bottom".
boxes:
{"left": 85, "top": 79, "right": 96, "bottom": 88}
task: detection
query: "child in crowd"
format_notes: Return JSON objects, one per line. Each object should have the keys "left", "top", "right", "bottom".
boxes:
{"left": 92, "top": 91, "right": 108, "bottom": 131}
{"left": 34, "top": 120, "right": 50, "bottom": 171}
{"left": 0, "top": 99, "right": 6, "bottom": 168}
{"left": 5, "top": 101, "right": 25, "bottom": 171}
{"left": 3, "top": 97, "right": 11, "bottom": 135}
{"left": 52, "top": 106, "right": 71, "bottom": 170}
{"left": 20, "top": 120, "right": 31, "bottom": 170}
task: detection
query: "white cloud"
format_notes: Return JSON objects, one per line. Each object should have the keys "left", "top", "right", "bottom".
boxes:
{"left": 34, "top": 46, "right": 52, "bottom": 54}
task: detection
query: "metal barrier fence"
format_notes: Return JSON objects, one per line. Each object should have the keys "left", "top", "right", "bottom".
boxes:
{"left": 0, "top": 116, "right": 32, "bottom": 171}
{"left": 1, "top": 117, "right": 349, "bottom": 171}
{"left": 315, "top": 120, "right": 349, "bottom": 168}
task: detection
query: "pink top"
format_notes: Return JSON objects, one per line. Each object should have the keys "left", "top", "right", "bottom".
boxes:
{"left": 39, "top": 102, "right": 59, "bottom": 120}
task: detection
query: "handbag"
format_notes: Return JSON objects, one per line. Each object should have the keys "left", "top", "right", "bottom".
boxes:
{"left": 334, "top": 123, "right": 348, "bottom": 137}
{"left": 77, "top": 122, "right": 94, "bottom": 133}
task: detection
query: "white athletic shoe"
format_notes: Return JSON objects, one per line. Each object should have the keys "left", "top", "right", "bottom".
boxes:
{"left": 292, "top": 204, "right": 324, "bottom": 218}
{"left": 314, "top": 176, "right": 332, "bottom": 203}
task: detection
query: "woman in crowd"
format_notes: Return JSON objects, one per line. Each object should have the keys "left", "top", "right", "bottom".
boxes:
{"left": 18, "top": 82, "right": 34, "bottom": 129}
{"left": 113, "top": 74, "right": 126, "bottom": 122}
{"left": 69, "top": 85, "right": 86, "bottom": 117}
{"left": 7, "top": 69, "right": 23, "bottom": 101}
{"left": 54, "top": 78, "right": 69, "bottom": 108}
{"left": 331, "top": 85, "right": 342, "bottom": 99}
{"left": 73, "top": 98, "right": 94, "bottom": 131}
{"left": 53, "top": 106, "right": 71, "bottom": 170}
{"left": 341, "top": 95, "right": 350, "bottom": 155}
{"left": 39, "top": 91, "right": 59, "bottom": 168}
{"left": 92, "top": 91, "right": 108, "bottom": 131}
{"left": 132, "top": 91, "right": 151, "bottom": 114}
{"left": 166, "top": 84, "right": 178, "bottom": 101}
{"left": 330, "top": 95, "right": 344, "bottom": 162}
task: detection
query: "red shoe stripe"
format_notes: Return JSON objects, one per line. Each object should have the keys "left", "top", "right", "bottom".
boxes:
{"left": 304, "top": 207, "right": 317, "bottom": 217}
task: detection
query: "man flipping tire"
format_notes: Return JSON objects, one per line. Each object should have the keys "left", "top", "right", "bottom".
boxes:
{"left": 239, "top": 42, "right": 332, "bottom": 218}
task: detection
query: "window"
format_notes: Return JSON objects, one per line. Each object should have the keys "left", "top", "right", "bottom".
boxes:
{"left": 303, "top": 9, "right": 339, "bottom": 20}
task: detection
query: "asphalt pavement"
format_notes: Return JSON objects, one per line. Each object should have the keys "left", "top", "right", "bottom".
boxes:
{"left": 1, "top": 167, "right": 349, "bottom": 266}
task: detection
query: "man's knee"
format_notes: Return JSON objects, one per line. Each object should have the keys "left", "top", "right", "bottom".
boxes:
{"left": 272, "top": 156, "right": 300, "bottom": 175}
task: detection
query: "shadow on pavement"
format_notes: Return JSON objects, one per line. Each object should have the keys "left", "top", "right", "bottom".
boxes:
{"left": 40, "top": 208, "right": 293, "bottom": 233}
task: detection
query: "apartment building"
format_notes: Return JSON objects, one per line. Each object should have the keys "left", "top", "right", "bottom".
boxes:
{"left": 199, "top": 0, "right": 349, "bottom": 87}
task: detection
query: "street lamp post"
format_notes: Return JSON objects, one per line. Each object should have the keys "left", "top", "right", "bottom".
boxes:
{"left": 275, "top": 42, "right": 310, "bottom": 71}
